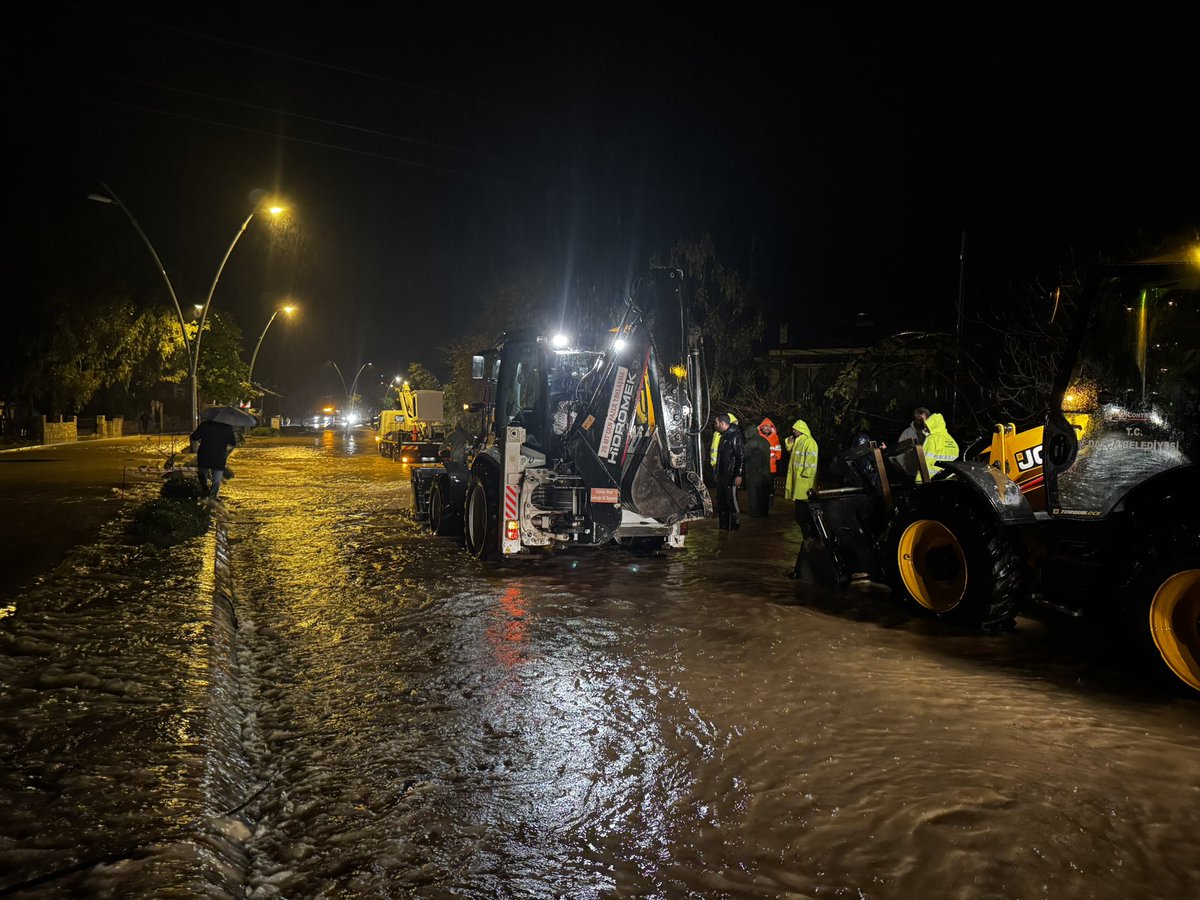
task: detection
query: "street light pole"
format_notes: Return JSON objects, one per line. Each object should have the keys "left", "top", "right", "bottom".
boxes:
{"left": 247, "top": 304, "right": 296, "bottom": 406}
{"left": 345, "top": 362, "right": 373, "bottom": 430}
{"left": 91, "top": 186, "right": 286, "bottom": 430}
{"left": 327, "top": 361, "right": 372, "bottom": 426}
{"left": 348, "top": 362, "right": 373, "bottom": 403}
{"left": 87, "top": 183, "right": 193, "bottom": 419}
{"left": 191, "top": 205, "right": 279, "bottom": 429}
{"left": 328, "top": 360, "right": 349, "bottom": 400}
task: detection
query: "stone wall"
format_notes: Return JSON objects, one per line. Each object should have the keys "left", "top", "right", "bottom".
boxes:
{"left": 35, "top": 415, "right": 123, "bottom": 443}
{"left": 40, "top": 416, "right": 78, "bottom": 444}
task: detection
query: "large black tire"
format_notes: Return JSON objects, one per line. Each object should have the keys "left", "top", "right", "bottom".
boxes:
{"left": 1121, "top": 528, "right": 1200, "bottom": 695}
{"left": 429, "top": 478, "right": 463, "bottom": 537}
{"left": 463, "top": 472, "right": 499, "bottom": 560}
{"left": 887, "top": 489, "right": 1023, "bottom": 631}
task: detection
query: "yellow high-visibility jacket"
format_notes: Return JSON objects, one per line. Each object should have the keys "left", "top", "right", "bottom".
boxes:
{"left": 784, "top": 419, "right": 819, "bottom": 500}
{"left": 920, "top": 412, "right": 959, "bottom": 479}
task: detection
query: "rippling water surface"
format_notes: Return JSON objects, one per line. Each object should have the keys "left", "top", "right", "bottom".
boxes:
{"left": 0, "top": 482, "right": 247, "bottom": 896}
{"left": 220, "top": 434, "right": 1200, "bottom": 899}
{"left": 2, "top": 432, "right": 1197, "bottom": 898}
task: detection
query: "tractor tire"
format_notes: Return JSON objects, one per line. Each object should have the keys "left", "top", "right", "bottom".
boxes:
{"left": 1121, "top": 530, "right": 1200, "bottom": 695}
{"left": 429, "top": 479, "right": 462, "bottom": 537}
{"left": 463, "top": 472, "right": 500, "bottom": 560}
{"left": 887, "top": 491, "right": 1023, "bottom": 631}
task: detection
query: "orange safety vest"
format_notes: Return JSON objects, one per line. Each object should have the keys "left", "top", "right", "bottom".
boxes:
{"left": 758, "top": 418, "right": 783, "bottom": 474}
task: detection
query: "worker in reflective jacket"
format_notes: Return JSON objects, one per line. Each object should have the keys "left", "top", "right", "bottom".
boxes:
{"left": 785, "top": 419, "right": 818, "bottom": 500}
{"left": 709, "top": 412, "right": 738, "bottom": 469}
{"left": 757, "top": 419, "right": 782, "bottom": 473}
{"left": 744, "top": 418, "right": 782, "bottom": 517}
{"left": 785, "top": 419, "right": 819, "bottom": 546}
{"left": 918, "top": 412, "right": 959, "bottom": 480}
{"left": 713, "top": 413, "right": 745, "bottom": 531}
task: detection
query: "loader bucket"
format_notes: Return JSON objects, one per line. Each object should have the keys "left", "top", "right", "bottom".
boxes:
{"left": 803, "top": 489, "right": 885, "bottom": 586}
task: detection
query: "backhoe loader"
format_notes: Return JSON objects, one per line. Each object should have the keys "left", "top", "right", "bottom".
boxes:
{"left": 804, "top": 247, "right": 1200, "bottom": 694}
{"left": 414, "top": 268, "right": 711, "bottom": 557}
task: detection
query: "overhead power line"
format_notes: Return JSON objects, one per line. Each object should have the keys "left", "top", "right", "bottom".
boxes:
{"left": 72, "top": 2, "right": 557, "bottom": 123}
{"left": 51, "top": 87, "right": 509, "bottom": 183}
{"left": 38, "top": 56, "right": 558, "bottom": 174}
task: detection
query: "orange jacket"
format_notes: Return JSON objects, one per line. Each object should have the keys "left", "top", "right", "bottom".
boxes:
{"left": 758, "top": 418, "right": 783, "bottom": 474}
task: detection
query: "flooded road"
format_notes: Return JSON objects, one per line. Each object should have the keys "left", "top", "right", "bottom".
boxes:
{"left": 218, "top": 433, "right": 1200, "bottom": 898}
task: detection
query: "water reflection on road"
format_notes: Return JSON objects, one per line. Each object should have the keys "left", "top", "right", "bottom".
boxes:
{"left": 222, "top": 433, "right": 1200, "bottom": 899}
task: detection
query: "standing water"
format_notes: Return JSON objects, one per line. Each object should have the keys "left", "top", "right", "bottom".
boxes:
{"left": 219, "top": 433, "right": 1200, "bottom": 898}
{"left": 1, "top": 430, "right": 1196, "bottom": 898}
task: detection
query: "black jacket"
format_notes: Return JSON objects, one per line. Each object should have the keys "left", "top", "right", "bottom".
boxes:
{"left": 190, "top": 420, "right": 237, "bottom": 469}
{"left": 715, "top": 423, "right": 746, "bottom": 482}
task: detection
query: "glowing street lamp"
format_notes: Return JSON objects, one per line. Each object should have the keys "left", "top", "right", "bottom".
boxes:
{"left": 247, "top": 303, "right": 297, "bottom": 403}
{"left": 191, "top": 200, "right": 287, "bottom": 428}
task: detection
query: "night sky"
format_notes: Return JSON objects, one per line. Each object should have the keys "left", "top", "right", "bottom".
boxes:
{"left": 4, "top": 3, "right": 1197, "bottom": 414}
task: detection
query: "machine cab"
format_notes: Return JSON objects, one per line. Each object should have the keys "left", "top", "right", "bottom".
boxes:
{"left": 474, "top": 331, "right": 604, "bottom": 459}
{"left": 1045, "top": 255, "right": 1200, "bottom": 518}
{"left": 485, "top": 330, "right": 552, "bottom": 452}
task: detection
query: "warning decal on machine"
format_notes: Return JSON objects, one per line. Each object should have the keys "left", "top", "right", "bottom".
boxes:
{"left": 590, "top": 488, "right": 620, "bottom": 504}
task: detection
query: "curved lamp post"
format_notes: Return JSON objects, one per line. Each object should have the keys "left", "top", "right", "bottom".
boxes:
{"left": 327, "top": 361, "right": 372, "bottom": 426}
{"left": 348, "top": 361, "right": 373, "bottom": 403}
{"left": 191, "top": 202, "right": 287, "bottom": 428}
{"left": 327, "top": 360, "right": 349, "bottom": 400}
{"left": 90, "top": 186, "right": 286, "bottom": 429}
{"left": 247, "top": 303, "right": 297, "bottom": 402}
{"left": 87, "top": 183, "right": 193, "bottom": 418}
{"left": 346, "top": 361, "right": 373, "bottom": 428}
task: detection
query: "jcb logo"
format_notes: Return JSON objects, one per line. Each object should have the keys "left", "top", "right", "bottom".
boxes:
{"left": 1015, "top": 445, "right": 1043, "bottom": 472}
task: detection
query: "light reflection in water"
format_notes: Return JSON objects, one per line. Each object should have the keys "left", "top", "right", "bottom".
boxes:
{"left": 466, "top": 579, "right": 691, "bottom": 895}
{"left": 486, "top": 585, "right": 530, "bottom": 670}
{"left": 209, "top": 434, "right": 1200, "bottom": 898}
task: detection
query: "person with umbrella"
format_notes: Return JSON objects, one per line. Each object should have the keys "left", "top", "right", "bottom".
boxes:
{"left": 190, "top": 407, "right": 253, "bottom": 500}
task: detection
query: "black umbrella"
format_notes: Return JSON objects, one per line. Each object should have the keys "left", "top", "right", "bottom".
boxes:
{"left": 200, "top": 406, "right": 258, "bottom": 427}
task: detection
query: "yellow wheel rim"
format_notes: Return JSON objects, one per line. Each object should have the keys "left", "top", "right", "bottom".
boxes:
{"left": 1148, "top": 569, "right": 1200, "bottom": 693}
{"left": 898, "top": 519, "right": 968, "bottom": 612}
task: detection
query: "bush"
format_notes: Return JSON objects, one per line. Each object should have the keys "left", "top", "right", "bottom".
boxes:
{"left": 161, "top": 472, "right": 204, "bottom": 500}
{"left": 127, "top": 497, "right": 209, "bottom": 546}
{"left": 249, "top": 426, "right": 277, "bottom": 437}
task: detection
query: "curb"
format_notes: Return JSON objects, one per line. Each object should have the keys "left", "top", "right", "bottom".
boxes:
{"left": 189, "top": 513, "right": 255, "bottom": 895}
{"left": 213, "top": 516, "right": 239, "bottom": 630}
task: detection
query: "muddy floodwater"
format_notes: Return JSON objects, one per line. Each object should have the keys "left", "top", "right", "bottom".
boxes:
{"left": 220, "top": 434, "right": 1200, "bottom": 898}
{"left": 2, "top": 431, "right": 1198, "bottom": 898}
